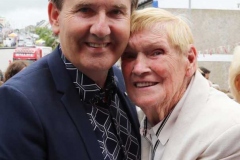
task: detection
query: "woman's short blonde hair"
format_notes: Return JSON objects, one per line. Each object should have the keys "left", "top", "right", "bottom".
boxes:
{"left": 229, "top": 46, "right": 240, "bottom": 102}
{"left": 131, "top": 7, "right": 194, "bottom": 54}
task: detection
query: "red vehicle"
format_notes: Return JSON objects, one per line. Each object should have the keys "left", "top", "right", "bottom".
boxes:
{"left": 13, "top": 47, "right": 42, "bottom": 65}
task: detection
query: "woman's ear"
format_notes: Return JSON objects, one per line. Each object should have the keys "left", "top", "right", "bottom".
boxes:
{"left": 186, "top": 44, "right": 197, "bottom": 77}
{"left": 235, "top": 74, "right": 240, "bottom": 92}
{"left": 48, "top": 2, "right": 60, "bottom": 35}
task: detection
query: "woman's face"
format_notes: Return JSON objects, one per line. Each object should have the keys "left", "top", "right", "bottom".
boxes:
{"left": 121, "top": 26, "right": 196, "bottom": 117}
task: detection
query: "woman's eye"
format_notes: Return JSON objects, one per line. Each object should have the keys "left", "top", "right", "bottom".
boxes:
{"left": 151, "top": 50, "right": 164, "bottom": 56}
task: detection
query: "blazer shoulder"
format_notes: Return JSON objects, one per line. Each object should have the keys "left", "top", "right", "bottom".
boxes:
{"left": 112, "top": 65, "right": 126, "bottom": 93}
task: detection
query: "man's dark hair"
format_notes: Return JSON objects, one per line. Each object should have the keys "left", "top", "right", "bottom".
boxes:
{"left": 49, "top": 0, "right": 63, "bottom": 10}
{"left": 199, "top": 67, "right": 210, "bottom": 77}
{"left": 49, "top": 0, "right": 139, "bottom": 12}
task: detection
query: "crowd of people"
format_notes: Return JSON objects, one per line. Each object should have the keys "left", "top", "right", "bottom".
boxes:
{"left": 0, "top": 0, "right": 240, "bottom": 159}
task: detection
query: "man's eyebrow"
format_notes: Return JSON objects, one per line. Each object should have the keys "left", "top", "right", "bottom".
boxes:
{"left": 112, "top": 4, "right": 128, "bottom": 10}
{"left": 72, "top": 3, "right": 128, "bottom": 12}
{"left": 72, "top": 2, "right": 92, "bottom": 10}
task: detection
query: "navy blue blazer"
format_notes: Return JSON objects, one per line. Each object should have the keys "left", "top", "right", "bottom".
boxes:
{"left": 0, "top": 48, "right": 140, "bottom": 160}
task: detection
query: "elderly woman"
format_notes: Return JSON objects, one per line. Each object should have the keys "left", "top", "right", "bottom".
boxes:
{"left": 121, "top": 8, "right": 240, "bottom": 160}
{"left": 229, "top": 46, "right": 240, "bottom": 103}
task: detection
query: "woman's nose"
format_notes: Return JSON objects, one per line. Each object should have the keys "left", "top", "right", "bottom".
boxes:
{"left": 132, "top": 54, "right": 151, "bottom": 76}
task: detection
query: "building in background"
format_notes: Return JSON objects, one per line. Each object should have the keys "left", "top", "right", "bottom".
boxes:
{"left": 0, "top": 16, "right": 12, "bottom": 45}
{"left": 0, "top": 17, "right": 10, "bottom": 28}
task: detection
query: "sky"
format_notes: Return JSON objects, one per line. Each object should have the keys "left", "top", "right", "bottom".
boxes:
{"left": 1, "top": 0, "right": 239, "bottom": 29}
{"left": 0, "top": 0, "right": 49, "bottom": 29}
{"left": 157, "top": 0, "right": 240, "bottom": 10}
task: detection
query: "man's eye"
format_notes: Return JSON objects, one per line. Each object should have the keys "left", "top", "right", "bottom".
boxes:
{"left": 78, "top": 7, "right": 91, "bottom": 13}
{"left": 111, "top": 9, "right": 123, "bottom": 15}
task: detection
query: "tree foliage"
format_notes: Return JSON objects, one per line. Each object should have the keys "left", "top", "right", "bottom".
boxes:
{"left": 35, "top": 27, "right": 58, "bottom": 49}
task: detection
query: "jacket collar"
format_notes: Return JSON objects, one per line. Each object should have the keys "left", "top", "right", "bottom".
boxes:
{"left": 165, "top": 71, "right": 210, "bottom": 144}
{"left": 47, "top": 47, "right": 140, "bottom": 159}
{"left": 47, "top": 47, "right": 104, "bottom": 160}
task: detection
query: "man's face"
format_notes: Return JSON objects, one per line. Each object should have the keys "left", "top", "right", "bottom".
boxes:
{"left": 121, "top": 26, "right": 195, "bottom": 115}
{"left": 49, "top": 0, "right": 131, "bottom": 82}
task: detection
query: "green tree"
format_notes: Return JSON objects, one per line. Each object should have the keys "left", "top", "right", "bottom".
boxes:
{"left": 35, "top": 27, "right": 58, "bottom": 49}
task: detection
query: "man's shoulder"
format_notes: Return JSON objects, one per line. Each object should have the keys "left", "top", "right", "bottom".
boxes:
{"left": 112, "top": 65, "right": 126, "bottom": 93}
{"left": 4, "top": 48, "right": 60, "bottom": 86}
{"left": 3, "top": 58, "right": 51, "bottom": 90}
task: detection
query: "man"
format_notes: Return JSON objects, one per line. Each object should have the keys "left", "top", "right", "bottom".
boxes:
{"left": 0, "top": 0, "right": 140, "bottom": 159}
{"left": 199, "top": 66, "right": 220, "bottom": 89}
{"left": 199, "top": 66, "right": 211, "bottom": 80}
{"left": 121, "top": 8, "right": 240, "bottom": 159}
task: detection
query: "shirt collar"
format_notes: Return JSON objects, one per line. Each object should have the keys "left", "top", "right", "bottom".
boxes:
{"left": 59, "top": 46, "right": 117, "bottom": 106}
{"left": 139, "top": 75, "right": 195, "bottom": 145}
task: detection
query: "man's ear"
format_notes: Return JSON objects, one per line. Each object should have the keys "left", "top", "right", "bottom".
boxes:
{"left": 48, "top": 2, "right": 60, "bottom": 35}
{"left": 235, "top": 74, "right": 240, "bottom": 92}
{"left": 185, "top": 44, "right": 197, "bottom": 77}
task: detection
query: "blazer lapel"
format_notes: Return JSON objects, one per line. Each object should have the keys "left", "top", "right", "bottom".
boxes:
{"left": 47, "top": 48, "right": 103, "bottom": 160}
{"left": 116, "top": 89, "right": 141, "bottom": 142}
{"left": 175, "top": 71, "right": 210, "bottom": 125}
{"left": 61, "top": 88, "right": 104, "bottom": 160}
{"left": 163, "top": 71, "right": 210, "bottom": 153}
{"left": 113, "top": 66, "right": 140, "bottom": 141}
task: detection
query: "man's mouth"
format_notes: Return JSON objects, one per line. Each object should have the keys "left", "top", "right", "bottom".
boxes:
{"left": 87, "top": 43, "right": 108, "bottom": 48}
{"left": 134, "top": 82, "right": 158, "bottom": 88}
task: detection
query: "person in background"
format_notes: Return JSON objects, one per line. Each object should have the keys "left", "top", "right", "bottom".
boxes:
{"left": 0, "top": 69, "right": 3, "bottom": 86}
{"left": 3, "top": 60, "right": 27, "bottom": 82}
{"left": 229, "top": 46, "right": 240, "bottom": 103}
{"left": 199, "top": 66, "right": 220, "bottom": 89}
{"left": 121, "top": 7, "right": 240, "bottom": 160}
{"left": 0, "top": 0, "right": 141, "bottom": 159}
{"left": 199, "top": 66, "right": 211, "bottom": 80}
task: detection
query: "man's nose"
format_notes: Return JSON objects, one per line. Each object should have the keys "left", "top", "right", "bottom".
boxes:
{"left": 90, "top": 13, "right": 111, "bottom": 39}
